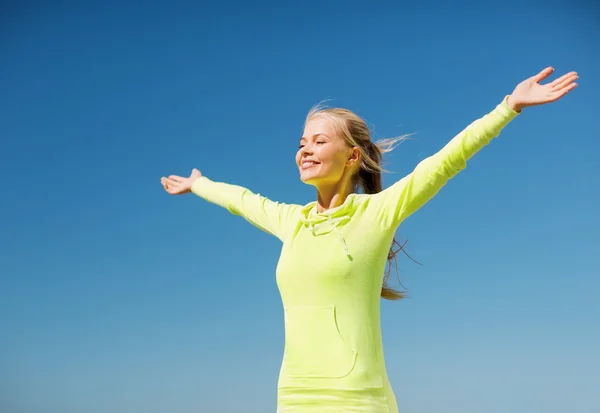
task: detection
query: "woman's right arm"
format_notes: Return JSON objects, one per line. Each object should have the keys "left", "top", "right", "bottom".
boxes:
{"left": 161, "top": 169, "right": 299, "bottom": 242}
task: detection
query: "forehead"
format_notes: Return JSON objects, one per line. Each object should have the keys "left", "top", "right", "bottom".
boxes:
{"left": 302, "top": 115, "right": 339, "bottom": 139}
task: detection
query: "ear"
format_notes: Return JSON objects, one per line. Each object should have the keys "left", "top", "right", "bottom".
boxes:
{"left": 346, "top": 147, "right": 361, "bottom": 166}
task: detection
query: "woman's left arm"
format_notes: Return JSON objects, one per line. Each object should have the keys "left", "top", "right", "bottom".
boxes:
{"left": 371, "top": 67, "right": 578, "bottom": 228}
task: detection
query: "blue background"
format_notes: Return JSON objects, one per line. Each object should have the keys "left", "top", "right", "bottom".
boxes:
{"left": 1, "top": 2, "right": 599, "bottom": 413}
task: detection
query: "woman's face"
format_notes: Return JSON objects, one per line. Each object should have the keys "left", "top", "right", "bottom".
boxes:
{"left": 296, "top": 116, "right": 358, "bottom": 187}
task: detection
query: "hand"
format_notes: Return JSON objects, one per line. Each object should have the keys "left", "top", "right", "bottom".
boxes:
{"left": 161, "top": 168, "right": 202, "bottom": 195}
{"left": 507, "top": 67, "right": 578, "bottom": 112}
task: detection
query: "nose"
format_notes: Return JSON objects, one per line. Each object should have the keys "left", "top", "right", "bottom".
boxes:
{"left": 300, "top": 144, "right": 313, "bottom": 155}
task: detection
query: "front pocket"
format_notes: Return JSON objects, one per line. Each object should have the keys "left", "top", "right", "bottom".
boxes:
{"left": 283, "top": 305, "right": 357, "bottom": 378}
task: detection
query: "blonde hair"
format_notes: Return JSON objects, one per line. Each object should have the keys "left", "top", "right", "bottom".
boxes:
{"left": 305, "top": 103, "right": 413, "bottom": 300}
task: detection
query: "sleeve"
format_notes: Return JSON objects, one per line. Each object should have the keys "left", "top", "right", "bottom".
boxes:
{"left": 371, "top": 96, "right": 520, "bottom": 228}
{"left": 190, "top": 176, "right": 300, "bottom": 241}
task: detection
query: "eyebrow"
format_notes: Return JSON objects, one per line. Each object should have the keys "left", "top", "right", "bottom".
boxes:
{"left": 300, "top": 133, "right": 331, "bottom": 141}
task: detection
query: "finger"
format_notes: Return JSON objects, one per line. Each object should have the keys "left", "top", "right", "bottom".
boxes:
{"left": 161, "top": 181, "right": 175, "bottom": 194}
{"left": 532, "top": 67, "right": 554, "bottom": 83}
{"left": 550, "top": 71, "right": 577, "bottom": 86}
{"left": 162, "top": 177, "right": 181, "bottom": 188}
{"left": 551, "top": 72, "right": 578, "bottom": 90}
{"left": 168, "top": 175, "right": 185, "bottom": 182}
{"left": 548, "top": 82, "right": 578, "bottom": 102}
{"left": 160, "top": 178, "right": 173, "bottom": 192}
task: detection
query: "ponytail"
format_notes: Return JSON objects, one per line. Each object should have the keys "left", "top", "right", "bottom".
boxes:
{"left": 356, "top": 141, "right": 407, "bottom": 300}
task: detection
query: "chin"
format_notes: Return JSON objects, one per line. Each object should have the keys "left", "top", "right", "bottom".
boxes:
{"left": 299, "top": 175, "right": 316, "bottom": 185}
{"left": 299, "top": 171, "right": 320, "bottom": 185}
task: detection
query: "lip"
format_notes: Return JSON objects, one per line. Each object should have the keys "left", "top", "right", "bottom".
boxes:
{"left": 300, "top": 159, "right": 320, "bottom": 170}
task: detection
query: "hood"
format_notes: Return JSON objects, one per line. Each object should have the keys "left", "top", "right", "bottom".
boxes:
{"left": 298, "top": 194, "right": 359, "bottom": 258}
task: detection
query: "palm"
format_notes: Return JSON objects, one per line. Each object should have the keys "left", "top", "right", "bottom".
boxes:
{"left": 509, "top": 67, "right": 578, "bottom": 111}
{"left": 161, "top": 168, "right": 202, "bottom": 195}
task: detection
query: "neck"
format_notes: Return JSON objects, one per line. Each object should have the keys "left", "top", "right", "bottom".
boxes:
{"left": 316, "top": 178, "right": 354, "bottom": 213}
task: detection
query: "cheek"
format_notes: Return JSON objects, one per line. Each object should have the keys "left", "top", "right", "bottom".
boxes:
{"left": 319, "top": 148, "right": 348, "bottom": 173}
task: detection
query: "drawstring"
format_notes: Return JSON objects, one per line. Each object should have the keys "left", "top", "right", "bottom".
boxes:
{"left": 334, "top": 226, "right": 350, "bottom": 256}
{"left": 302, "top": 214, "right": 351, "bottom": 257}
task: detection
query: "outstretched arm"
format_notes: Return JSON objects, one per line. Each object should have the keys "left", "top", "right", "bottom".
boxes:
{"left": 372, "top": 67, "right": 578, "bottom": 228}
{"left": 161, "top": 169, "right": 299, "bottom": 241}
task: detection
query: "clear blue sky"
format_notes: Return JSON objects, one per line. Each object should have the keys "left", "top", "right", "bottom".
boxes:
{"left": 1, "top": 3, "right": 599, "bottom": 413}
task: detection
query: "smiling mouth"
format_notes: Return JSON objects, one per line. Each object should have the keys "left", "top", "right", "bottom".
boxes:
{"left": 301, "top": 160, "right": 320, "bottom": 169}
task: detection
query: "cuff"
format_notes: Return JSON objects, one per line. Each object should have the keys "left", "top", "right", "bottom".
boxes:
{"left": 190, "top": 175, "right": 212, "bottom": 197}
{"left": 499, "top": 95, "right": 521, "bottom": 117}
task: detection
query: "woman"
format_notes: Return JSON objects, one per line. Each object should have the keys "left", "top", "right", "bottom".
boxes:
{"left": 160, "top": 67, "right": 577, "bottom": 413}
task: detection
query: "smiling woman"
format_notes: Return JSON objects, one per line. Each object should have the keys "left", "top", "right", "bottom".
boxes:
{"left": 160, "top": 67, "right": 578, "bottom": 413}
{"left": 297, "top": 105, "right": 411, "bottom": 300}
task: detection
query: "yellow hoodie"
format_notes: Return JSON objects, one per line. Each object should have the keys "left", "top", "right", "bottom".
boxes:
{"left": 191, "top": 97, "right": 519, "bottom": 412}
